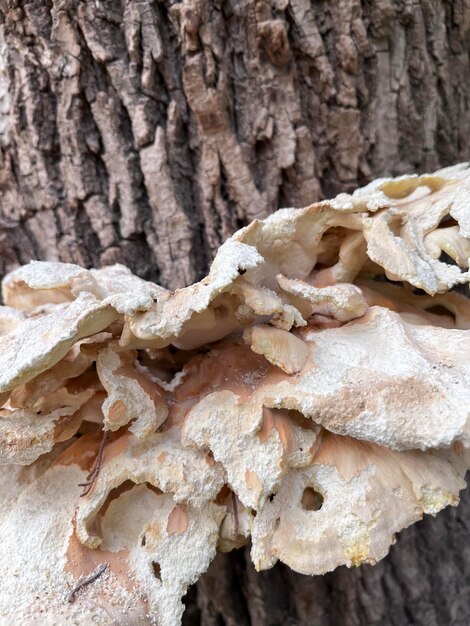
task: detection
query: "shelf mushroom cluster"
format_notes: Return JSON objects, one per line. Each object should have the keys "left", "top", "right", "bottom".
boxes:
{"left": 1, "top": 163, "right": 470, "bottom": 625}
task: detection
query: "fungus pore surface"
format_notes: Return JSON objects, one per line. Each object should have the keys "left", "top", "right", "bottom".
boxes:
{"left": 0, "top": 164, "right": 469, "bottom": 625}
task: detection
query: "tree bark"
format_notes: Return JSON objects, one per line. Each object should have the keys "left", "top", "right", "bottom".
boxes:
{"left": 0, "top": 1, "right": 469, "bottom": 624}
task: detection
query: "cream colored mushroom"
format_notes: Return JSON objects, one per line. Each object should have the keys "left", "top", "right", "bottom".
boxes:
{"left": 244, "top": 324, "right": 309, "bottom": 374}
{"left": 97, "top": 343, "right": 168, "bottom": 438}
{"left": 0, "top": 388, "right": 94, "bottom": 464}
{"left": 277, "top": 274, "right": 368, "bottom": 321}
{"left": 0, "top": 163, "right": 468, "bottom": 626}
{"left": 0, "top": 446, "right": 149, "bottom": 625}
{"left": 127, "top": 240, "right": 265, "bottom": 349}
{"left": 9, "top": 333, "right": 110, "bottom": 409}
{"left": 100, "top": 486, "right": 224, "bottom": 626}
{"left": 179, "top": 306, "right": 470, "bottom": 452}
{"left": 2, "top": 261, "right": 88, "bottom": 309}
{"left": 3, "top": 260, "right": 164, "bottom": 315}
{"left": 182, "top": 393, "right": 320, "bottom": 509}
{"left": 251, "top": 431, "right": 468, "bottom": 574}
{"left": 424, "top": 225, "right": 470, "bottom": 268}
{"left": 76, "top": 426, "right": 225, "bottom": 548}
{"left": 0, "top": 294, "right": 118, "bottom": 395}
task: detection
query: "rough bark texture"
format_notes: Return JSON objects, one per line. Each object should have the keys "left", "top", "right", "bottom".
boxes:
{"left": 0, "top": 1, "right": 469, "bottom": 624}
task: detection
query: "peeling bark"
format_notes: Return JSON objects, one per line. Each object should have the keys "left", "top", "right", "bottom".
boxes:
{"left": 0, "top": 1, "right": 470, "bottom": 624}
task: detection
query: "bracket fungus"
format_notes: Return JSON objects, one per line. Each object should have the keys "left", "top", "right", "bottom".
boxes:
{"left": 0, "top": 163, "right": 469, "bottom": 625}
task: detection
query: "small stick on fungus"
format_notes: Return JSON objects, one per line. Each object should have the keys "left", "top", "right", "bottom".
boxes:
{"left": 231, "top": 491, "right": 239, "bottom": 537}
{"left": 66, "top": 563, "right": 108, "bottom": 603}
{"left": 79, "top": 430, "right": 109, "bottom": 496}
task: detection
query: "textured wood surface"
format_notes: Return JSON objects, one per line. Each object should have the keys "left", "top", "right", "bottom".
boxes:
{"left": 1, "top": 0, "right": 470, "bottom": 287}
{"left": 0, "top": 1, "right": 469, "bottom": 624}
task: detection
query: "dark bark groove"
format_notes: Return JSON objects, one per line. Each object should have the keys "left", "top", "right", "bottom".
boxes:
{"left": 0, "top": 1, "right": 469, "bottom": 624}
{"left": 1, "top": 0, "right": 470, "bottom": 286}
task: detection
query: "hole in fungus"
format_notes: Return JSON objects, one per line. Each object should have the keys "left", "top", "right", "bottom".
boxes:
{"left": 215, "top": 484, "right": 232, "bottom": 505}
{"left": 268, "top": 493, "right": 275, "bottom": 502}
{"left": 99, "top": 480, "right": 136, "bottom": 516}
{"left": 152, "top": 562, "right": 161, "bottom": 581}
{"left": 388, "top": 213, "right": 406, "bottom": 236}
{"left": 437, "top": 216, "right": 458, "bottom": 229}
{"left": 141, "top": 535, "right": 146, "bottom": 547}
{"left": 99, "top": 481, "right": 162, "bottom": 517}
{"left": 424, "top": 304, "right": 456, "bottom": 322}
{"left": 314, "top": 226, "right": 345, "bottom": 267}
{"left": 136, "top": 346, "right": 201, "bottom": 383}
{"left": 301, "top": 487, "right": 324, "bottom": 511}
{"left": 438, "top": 251, "right": 459, "bottom": 268}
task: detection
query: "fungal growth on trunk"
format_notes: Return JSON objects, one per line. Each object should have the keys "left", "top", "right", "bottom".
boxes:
{"left": 0, "top": 163, "right": 469, "bottom": 625}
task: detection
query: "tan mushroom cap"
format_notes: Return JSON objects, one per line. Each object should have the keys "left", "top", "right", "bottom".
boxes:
{"left": 97, "top": 343, "right": 168, "bottom": 438}
{"left": 3, "top": 261, "right": 164, "bottom": 315}
{"left": 179, "top": 305, "right": 470, "bottom": 453}
{"left": 0, "top": 388, "right": 93, "bottom": 464}
{"left": 100, "top": 486, "right": 224, "bottom": 626}
{"left": 123, "top": 163, "right": 470, "bottom": 350}
{"left": 127, "top": 240, "right": 266, "bottom": 348}
{"left": 125, "top": 243, "right": 305, "bottom": 351}
{"left": 245, "top": 324, "right": 309, "bottom": 374}
{"left": 2, "top": 261, "right": 88, "bottom": 309}
{"left": 9, "top": 333, "right": 110, "bottom": 409}
{"left": 0, "top": 261, "right": 168, "bottom": 396}
{"left": 0, "top": 294, "right": 118, "bottom": 395}
{"left": 183, "top": 392, "right": 320, "bottom": 509}
{"left": 276, "top": 275, "right": 368, "bottom": 321}
{"left": 424, "top": 225, "right": 470, "bottom": 269}
{"left": 287, "top": 306, "right": 470, "bottom": 450}
{"left": 236, "top": 163, "right": 470, "bottom": 292}
{"left": 251, "top": 431, "right": 468, "bottom": 575}
{"left": 0, "top": 448, "right": 150, "bottom": 625}
{"left": 76, "top": 426, "right": 225, "bottom": 548}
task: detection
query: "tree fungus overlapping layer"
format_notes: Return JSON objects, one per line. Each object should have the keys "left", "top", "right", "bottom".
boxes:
{"left": 1, "top": 163, "right": 470, "bottom": 625}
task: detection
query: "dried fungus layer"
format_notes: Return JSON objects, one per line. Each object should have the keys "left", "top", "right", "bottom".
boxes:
{"left": 0, "top": 164, "right": 469, "bottom": 626}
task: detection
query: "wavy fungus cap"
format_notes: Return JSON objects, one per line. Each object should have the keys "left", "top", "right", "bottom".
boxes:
{"left": 0, "top": 164, "right": 469, "bottom": 625}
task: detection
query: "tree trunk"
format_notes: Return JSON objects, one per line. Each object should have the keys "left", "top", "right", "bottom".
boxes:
{"left": 0, "top": 1, "right": 469, "bottom": 624}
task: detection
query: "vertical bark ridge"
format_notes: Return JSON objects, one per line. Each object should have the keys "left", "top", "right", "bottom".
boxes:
{"left": 1, "top": 0, "right": 469, "bottom": 285}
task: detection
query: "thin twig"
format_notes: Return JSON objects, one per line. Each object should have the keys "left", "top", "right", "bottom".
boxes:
{"left": 78, "top": 430, "right": 109, "bottom": 496}
{"left": 231, "top": 491, "right": 239, "bottom": 537}
{"left": 66, "top": 563, "right": 109, "bottom": 603}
